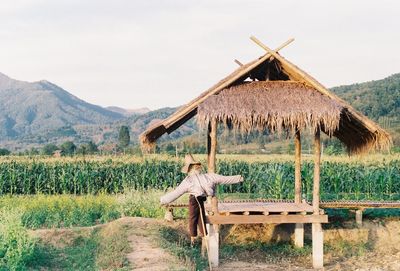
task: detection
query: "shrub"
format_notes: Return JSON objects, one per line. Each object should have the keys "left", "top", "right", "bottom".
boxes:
{"left": 0, "top": 209, "right": 36, "bottom": 270}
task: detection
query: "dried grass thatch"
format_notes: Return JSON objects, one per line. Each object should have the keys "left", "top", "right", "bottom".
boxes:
{"left": 197, "top": 81, "right": 343, "bottom": 136}
{"left": 195, "top": 80, "right": 392, "bottom": 154}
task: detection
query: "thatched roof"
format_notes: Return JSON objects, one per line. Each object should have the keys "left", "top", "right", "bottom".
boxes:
{"left": 140, "top": 38, "right": 392, "bottom": 154}
{"left": 197, "top": 81, "right": 343, "bottom": 135}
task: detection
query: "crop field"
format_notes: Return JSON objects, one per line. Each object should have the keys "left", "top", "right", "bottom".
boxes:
{"left": 0, "top": 154, "right": 399, "bottom": 200}
{"left": 0, "top": 154, "right": 399, "bottom": 270}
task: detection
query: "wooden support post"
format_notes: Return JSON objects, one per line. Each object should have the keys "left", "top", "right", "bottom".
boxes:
{"left": 207, "top": 224, "right": 219, "bottom": 267}
{"left": 356, "top": 209, "right": 363, "bottom": 226}
{"left": 207, "top": 119, "right": 217, "bottom": 174}
{"left": 206, "top": 118, "right": 219, "bottom": 267}
{"left": 295, "top": 130, "right": 302, "bottom": 203}
{"left": 211, "top": 196, "right": 219, "bottom": 215}
{"left": 294, "top": 130, "right": 304, "bottom": 248}
{"left": 312, "top": 128, "right": 323, "bottom": 269}
{"left": 313, "top": 128, "right": 321, "bottom": 213}
{"left": 164, "top": 208, "right": 173, "bottom": 222}
{"left": 312, "top": 223, "right": 324, "bottom": 269}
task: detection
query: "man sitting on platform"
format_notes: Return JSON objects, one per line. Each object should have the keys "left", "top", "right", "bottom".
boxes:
{"left": 160, "top": 154, "right": 244, "bottom": 246}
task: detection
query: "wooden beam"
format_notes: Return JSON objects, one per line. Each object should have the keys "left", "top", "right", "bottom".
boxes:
{"left": 234, "top": 59, "right": 243, "bottom": 66}
{"left": 313, "top": 128, "right": 321, "bottom": 214}
{"left": 207, "top": 214, "right": 328, "bottom": 225}
{"left": 163, "top": 38, "right": 295, "bottom": 129}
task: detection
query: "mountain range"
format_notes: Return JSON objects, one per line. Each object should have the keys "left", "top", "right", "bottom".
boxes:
{"left": 0, "top": 72, "right": 398, "bottom": 151}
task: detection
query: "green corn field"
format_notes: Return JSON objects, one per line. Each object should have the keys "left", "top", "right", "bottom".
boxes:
{"left": 0, "top": 156, "right": 398, "bottom": 200}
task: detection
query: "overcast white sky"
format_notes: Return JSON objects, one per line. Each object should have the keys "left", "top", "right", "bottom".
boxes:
{"left": 1, "top": 0, "right": 399, "bottom": 110}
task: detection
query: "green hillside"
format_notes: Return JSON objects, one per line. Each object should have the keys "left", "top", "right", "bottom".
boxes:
{"left": 331, "top": 73, "right": 400, "bottom": 148}
{"left": 0, "top": 72, "right": 398, "bottom": 153}
{"left": 0, "top": 72, "right": 123, "bottom": 140}
{"left": 331, "top": 73, "right": 400, "bottom": 121}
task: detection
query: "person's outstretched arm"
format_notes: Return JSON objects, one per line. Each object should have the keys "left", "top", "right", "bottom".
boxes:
{"left": 210, "top": 174, "right": 244, "bottom": 185}
{"left": 160, "top": 179, "right": 189, "bottom": 205}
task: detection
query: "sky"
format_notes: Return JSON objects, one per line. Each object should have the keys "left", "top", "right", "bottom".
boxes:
{"left": 1, "top": 0, "right": 399, "bottom": 110}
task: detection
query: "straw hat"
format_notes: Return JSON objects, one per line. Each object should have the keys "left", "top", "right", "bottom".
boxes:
{"left": 181, "top": 154, "right": 201, "bottom": 174}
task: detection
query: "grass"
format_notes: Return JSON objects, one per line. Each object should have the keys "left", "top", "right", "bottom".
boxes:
{"left": 158, "top": 226, "right": 208, "bottom": 271}
{"left": 0, "top": 190, "right": 185, "bottom": 229}
{"left": 0, "top": 189, "right": 395, "bottom": 270}
{"left": 28, "top": 220, "right": 131, "bottom": 271}
{"left": 157, "top": 226, "right": 371, "bottom": 270}
{"left": 1, "top": 191, "right": 399, "bottom": 231}
{"left": 0, "top": 194, "right": 121, "bottom": 229}
{"left": 221, "top": 241, "right": 312, "bottom": 265}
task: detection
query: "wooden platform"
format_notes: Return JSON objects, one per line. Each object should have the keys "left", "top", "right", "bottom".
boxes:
{"left": 206, "top": 214, "right": 328, "bottom": 224}
{"left": 320, "top": 200, "right": 400, "bottom": 209}
{"left": 166, "top": 199, "right": 400, "bottom": 211}
{"left": 205, "top": 201, "right": 314, "bottom": 215}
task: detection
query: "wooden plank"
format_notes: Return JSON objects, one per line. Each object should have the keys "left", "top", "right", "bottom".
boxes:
{"left": 313, "top": 128, "right": 321, "bottom": 214}
{"left": 207, "top": 214, "right": 328, "bottom": 224}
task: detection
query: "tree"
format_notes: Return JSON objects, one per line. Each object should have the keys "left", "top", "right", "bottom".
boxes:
{"left": 76, "top": 141, "right": 98, "bottom": 155}
{"left": 0, "top": 148, "right": 10, "bottom": 156}
{"left": 118, "top": 126, "right": 130, "bottom": 149}
{"left": 60, "top": 141, "right": 76, "bottom": 156}
{"left": 42, "top": 144, "right": 59, "bottom": 155}
{"left": 86, "top": 141, "right": 98, "bottom": 153}
{"left": 29, "top": 147, "right": 39, "bottom": 155}
{"left": 165, "top": 143, "right": 175, "bottom": 155}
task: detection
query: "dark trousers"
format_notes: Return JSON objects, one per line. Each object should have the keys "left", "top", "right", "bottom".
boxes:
{"left": 188, "top": 195, "right": 207, "bottom": 237}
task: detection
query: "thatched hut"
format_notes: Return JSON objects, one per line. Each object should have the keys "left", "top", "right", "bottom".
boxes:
{"left": 140, "top": 37, "right": 391, "bottom": 268}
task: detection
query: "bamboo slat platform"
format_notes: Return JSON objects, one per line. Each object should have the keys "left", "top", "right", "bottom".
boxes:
{"left": 205, "top": 201, "right": 314, "bottom": 214}
{"left": 165, "top": 199, "right": 400, "bottom": 210}
{"left": 320, "top": 200, "right": 400, "bottom": 209}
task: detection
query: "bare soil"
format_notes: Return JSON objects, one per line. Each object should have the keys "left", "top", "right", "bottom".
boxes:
{"left": 124, "top": 217, "right": 185, "bottom": 271}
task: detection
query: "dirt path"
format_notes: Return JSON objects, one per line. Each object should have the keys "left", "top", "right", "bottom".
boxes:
{"left": 125, "top": 217, "right": 185, "bottom": 271}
